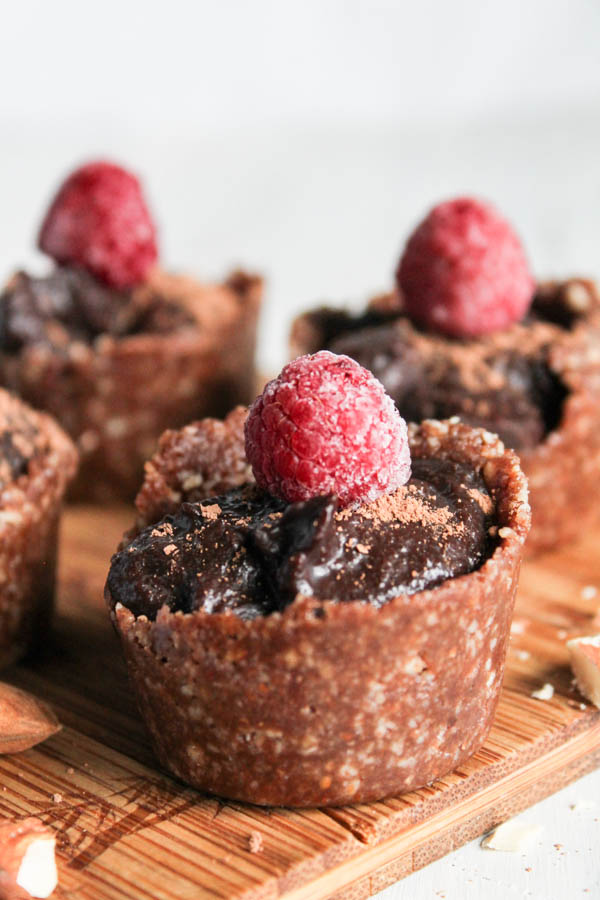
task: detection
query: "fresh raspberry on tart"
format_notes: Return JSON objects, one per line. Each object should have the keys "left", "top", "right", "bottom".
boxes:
{"left": 39, "top": 160, "right": 158, "bottom": 289}
{"left": 397, "top": 196, "right": 534, "bottom": 338}
{"left": 245, "top": 351, "right": 411, "bottom": 507}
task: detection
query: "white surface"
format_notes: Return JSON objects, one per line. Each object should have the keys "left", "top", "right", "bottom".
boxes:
{"left": 17, "top": 836, "right": 58, "bottom": 899}
{"left": 1, "top": 110, "right": 600, "bottom": 376}
{"left": 1, "top": 0, "right": 600, "bottom": 375}
{"left": 0, "top": 4, "right": 599, "bottom": 897}
{"left": 375, "top": 768, "right": 600, "bottom": 899}
{"left": 2, "top": 0, "right": 600, "bottom": 129}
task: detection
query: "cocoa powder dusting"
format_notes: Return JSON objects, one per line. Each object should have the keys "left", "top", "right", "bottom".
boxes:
{"left": 108, "top": 457, "right": 494, "bottom": 620}
{"left": 200, "top": 503, "right": 222, "bottom": 521}
{"left": 342, "top": 487, "right": 453, "bottom": 528}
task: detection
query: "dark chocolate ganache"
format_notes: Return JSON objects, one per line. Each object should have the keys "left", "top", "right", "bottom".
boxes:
{"left": 298, "top": 285, "right": 576, "bottom": 452}
{"left": 106, "top": 457, "right": 496, "bottom": 621}
{"left": 0, "top": 267, "right": 195, "bottom": 352}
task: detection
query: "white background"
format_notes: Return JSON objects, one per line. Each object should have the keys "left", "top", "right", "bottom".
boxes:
{"left": 1, "top": 0, "right": 600, "bottom": 373}
{"left": 1, "top": 2, "right": 599, "bottom": 896}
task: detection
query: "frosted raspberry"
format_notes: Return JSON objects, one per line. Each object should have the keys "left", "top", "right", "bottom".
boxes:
{"left": 38, "top": 161, "right": 158, "bottom": 289}
{"left": 397, "top": 197, "right": 534, "bottom": 337}
{"left": 245, "top": 351, "right": 411, "bottom": 506}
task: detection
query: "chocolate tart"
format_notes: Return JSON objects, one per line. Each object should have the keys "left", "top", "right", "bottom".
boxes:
{"left": 106, "top": 417, "right": 530, "bottom": 807}
{"left": 0, "top": 389, "right": 77, "bottom": 668}
{"left": 0, "top": 267, "right": 262, "bottom": 502}
{"left": 291, "top": 279, "right": 600, "bottom": 555}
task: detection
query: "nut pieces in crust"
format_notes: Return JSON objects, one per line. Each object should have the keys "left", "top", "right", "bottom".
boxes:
{"left": 0, "top": 389, "right": 77, "bottom": 668}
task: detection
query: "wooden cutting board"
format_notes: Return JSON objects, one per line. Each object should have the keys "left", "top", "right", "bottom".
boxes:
{"left": 2, "top": 506, "right": 600, "bottom": 900}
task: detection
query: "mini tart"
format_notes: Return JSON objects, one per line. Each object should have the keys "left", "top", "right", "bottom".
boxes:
{"left": 291, "top": 279, "right": 600, "bottom": 555}
{"left": 106, "top": 418, "right": 530, "bottom": 807}
{"left": 0, "top": 268, "right": 262, "bottom": 502}
{"left": 0, "top": 389, "right": 77, "bottom": 668}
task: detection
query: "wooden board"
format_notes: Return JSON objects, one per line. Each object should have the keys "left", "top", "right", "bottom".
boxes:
{"left": 2, "top": 506, "right": 600, "bottom": 900}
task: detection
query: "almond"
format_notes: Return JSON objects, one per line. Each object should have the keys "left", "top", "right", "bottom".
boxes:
{"left": 567, "top": 634, "right": 600, "bottom": 707}
{"left": 0, "top": 817, "right": 57, "bottom": 899}
{"left": 0, "top": 684, "right": 61, "bottom": 754}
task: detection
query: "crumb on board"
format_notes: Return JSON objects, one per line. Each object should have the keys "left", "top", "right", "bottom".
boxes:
{"left": 531, "top": 683, "right": 554, "bottom": 701}
{"left": 570, "top": 800, "right": 597, "bottom": 811}
{"left": 51, "top": 793, "right": 62, "bottom": 804}
{"left": 247, "top": 831, "right": 263, "bottom": 853}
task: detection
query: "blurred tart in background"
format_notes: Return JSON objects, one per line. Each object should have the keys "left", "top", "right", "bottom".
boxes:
{"left": 0, "top": 388, "right": 76, "bottom": 667}
{"left": 0, "top": 161, "right": 262, "bottom": 502}
{"left": 291, "top": 197, "right": 600, "bottom": 554}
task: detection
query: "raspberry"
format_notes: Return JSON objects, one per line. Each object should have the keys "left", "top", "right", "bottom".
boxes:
{"left": 38, "top": 161, "right": 158, "bottom": 289}
{"left": 397, "top": 197, "right": 534, "bottom": 338}
{"left": 245, "top": 351, "right": 411, "bottom": 507}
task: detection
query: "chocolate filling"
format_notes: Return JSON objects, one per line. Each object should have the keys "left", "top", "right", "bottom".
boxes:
{"left": 329, "top": 324, "right": 567, "bottom": 450}
{"left": 107, "top": 457, "right": 495, "bottom": 621}
{"left": 0, "top": 267, "right": 195, "bottom": 352}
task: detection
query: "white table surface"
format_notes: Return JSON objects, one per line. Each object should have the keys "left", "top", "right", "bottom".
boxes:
{"left": 0, "top": 113, "right": 598, "bottom": 899}
{"left": 374, "top": 768, "right": 600, "bottom": 899}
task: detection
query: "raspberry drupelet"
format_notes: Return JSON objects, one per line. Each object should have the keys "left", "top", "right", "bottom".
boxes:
{"left": 244, "top": 350, "right": 411, "bottom": 507}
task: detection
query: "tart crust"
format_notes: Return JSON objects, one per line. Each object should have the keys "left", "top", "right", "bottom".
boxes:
{"left": 0, "top": 269, "right": 261, "bottom": 502}
{"left": 107, "top": 419, "right": 530, "bottom": 807}
{"left": 291, "top": 279, "right": 600, "bottom": 555}
{"left": 0, "top": 390, "right": 77, "bottom": 668}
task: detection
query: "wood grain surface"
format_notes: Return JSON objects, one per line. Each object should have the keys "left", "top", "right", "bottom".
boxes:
{"left": 2, "top": 506, "right": 600, "bottom": 900}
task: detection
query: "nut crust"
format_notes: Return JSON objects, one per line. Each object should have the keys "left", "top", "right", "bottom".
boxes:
{"left": 0, "top": 391, "right": 77, "bottom": 668}
{"left": 0, "top": 269, "right": 261, "bottom": 502}
{"left": 133, "top": 406, "right": 251, "bottom": 533}
{"left": 107, "top": 419, "right": 530, "bottom": 807}
{"left": 519, "top": 281, "right": 600, "bottom": 553}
